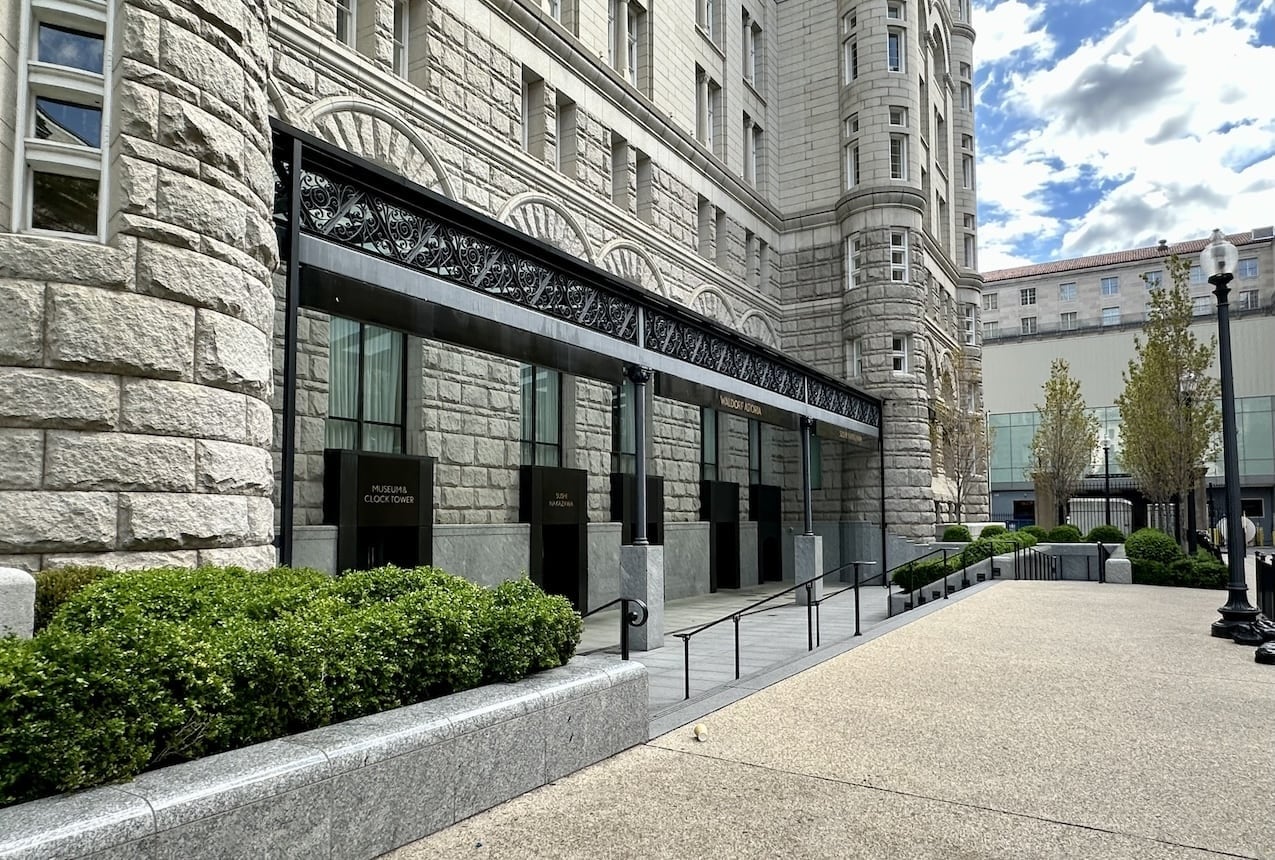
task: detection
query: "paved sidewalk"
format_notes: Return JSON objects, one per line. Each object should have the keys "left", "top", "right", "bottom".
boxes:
{"left": 390, "top": 571, "right": 1274, "bottom": 859}
{"left": 579, "top": 566, "right": 909, "bottom": 716}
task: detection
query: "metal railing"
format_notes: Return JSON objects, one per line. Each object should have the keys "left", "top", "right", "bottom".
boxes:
{"left": 579, "top": 597, "right": 649, "bottom": 661}
{"left": 670, "top": 548, "right": 988, "bottom": 701}
{"left": 1013, "top": 544, "right": 1059, "bottom": 580}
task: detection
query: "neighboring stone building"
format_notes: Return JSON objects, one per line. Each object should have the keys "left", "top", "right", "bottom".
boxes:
{"left": 0, "top": 0, "right": 984, "bottom": 613}
{"left": 982, "top": 228, "right": 1275, "bottom": 538}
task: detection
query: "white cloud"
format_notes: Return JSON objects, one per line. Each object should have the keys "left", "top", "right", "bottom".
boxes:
{"left": 973, "top": 0, "right": 1057, "bottom": 66}
{"left": 975, "top": 2, "right": 1275, "bottom": 266}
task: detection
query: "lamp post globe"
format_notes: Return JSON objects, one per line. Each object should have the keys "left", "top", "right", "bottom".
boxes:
{"left": 1202, "top": 230, "right": 1268, "bottom": 645}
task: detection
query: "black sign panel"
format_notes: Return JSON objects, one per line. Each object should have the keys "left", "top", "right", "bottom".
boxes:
{"left": 354, "top": 454, "right": 424, "bottom": 527}
{"left": 519, "top": 465, "right": 588, "bottom": 526}
{"left": 814, "top": 421, "right": 870, "bottom": 447}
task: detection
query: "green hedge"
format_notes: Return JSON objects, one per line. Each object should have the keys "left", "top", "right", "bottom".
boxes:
{"left": 1084, "top": 525, "right": 1125, "bottom": 543}
{"left": 1132, "top": 552, "right": 1227, "bottom": 589}
{"left": 1021, "top": 525, "right": 1049, "bottom": 541}
{"left": 979, "top": 524, "right": 1007, "bottom": 538}
{"left": 892, "top": 532, "right": 1038, "bottom": 592}
{"left": 0, "top": 565, "right": 581, "bottom": 807}
{"left": 32, "top": 565, "right": 120, "bottom": 632}
{"left": 1047, "top": 524, "right": 1083, "bottom": 543}
{"left": 941, "top": 524, "right": 972, "bottom": 542}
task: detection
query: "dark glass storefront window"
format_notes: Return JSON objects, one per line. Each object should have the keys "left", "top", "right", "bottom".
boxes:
{"left": 521, "top": 365, "right": 562, "bottom": 466}
{"left": 748, "top": 418, "right": 762, "bottom": 484}
{"left": 326, "top": 316, "right": 406, "bottom": 453}
{"left": 701, "top": 407, "right": 718, "bottom": 481}
{"left": 611, "top": 378, "right": 636, "bottom": 474}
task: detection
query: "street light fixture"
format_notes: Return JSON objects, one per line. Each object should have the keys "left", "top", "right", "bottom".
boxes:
{"left": 1103, "top": 439, "right": 1111, "bottom": 527}
{"left": 1202, "top": 229, "right": 1270, "bottom": 645}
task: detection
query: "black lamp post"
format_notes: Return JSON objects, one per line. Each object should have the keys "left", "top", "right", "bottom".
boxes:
{"left": 1103, "top": 441, "right": 1111, "bottom": 527}
{"left": 1202, "top": 230, "right": 1267, "bottom": 645}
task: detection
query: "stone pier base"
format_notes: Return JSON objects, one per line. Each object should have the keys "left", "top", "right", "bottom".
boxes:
{"left": 621, "top": 543, "right": 664, "bottom": 651}
{"left": 795, "top": 533, "right": 823, "bottom": 605}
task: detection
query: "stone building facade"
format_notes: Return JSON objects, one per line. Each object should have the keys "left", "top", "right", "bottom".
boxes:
{"left": 982, "top": 228, "right": 1275, "bottom": 537}
{"left": 0, "top": 0, "right": 985, "bottom": 600}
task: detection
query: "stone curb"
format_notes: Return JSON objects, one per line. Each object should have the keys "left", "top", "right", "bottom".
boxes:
{"left": 0, "top": 655, "right": 647, "bottom": 860}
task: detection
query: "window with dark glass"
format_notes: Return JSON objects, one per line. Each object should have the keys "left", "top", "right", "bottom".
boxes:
{"left": 611, "top": 378, "right": 636, "bottom": 474}
{"left": 701, "top": 407, "right": 718, "bottom": 481}
{"left": 521, "top": 365, "right": 562, "bottom": 466}
{"left": 809, "top": 436, "right": 823, "bottom": 490}
{"left": 748, "top": 419, "right": 764, "bottom": 484}
{"left": 326, "top": 317, "right": 407, "bottom": 453}
{"left": 30, "top": 172, "right": 98, "bottom": 234}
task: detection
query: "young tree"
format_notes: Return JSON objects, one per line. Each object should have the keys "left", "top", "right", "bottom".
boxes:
{"left": 1116, "top": 256, "right": 1221, "bottom": 515}
{"left": 1028, "top": 359, "right": 1099, "bottom": 528}
{"left": 934, "top": 348, "right": 988, "bottom": 522}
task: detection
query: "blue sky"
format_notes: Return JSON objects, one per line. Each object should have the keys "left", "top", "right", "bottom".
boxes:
{"left": 973, "top": 0, "right": 1275, "bottom": 270}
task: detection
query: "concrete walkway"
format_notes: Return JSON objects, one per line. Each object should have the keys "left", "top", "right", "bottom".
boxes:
{"left": 390, "top": 573, "right": 1274, "bottom": 859}
{"left": 579, "top": 565, "right": 905, "bottom": 718}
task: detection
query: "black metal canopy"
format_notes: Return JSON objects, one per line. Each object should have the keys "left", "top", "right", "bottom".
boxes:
{"left": 271, "top": 119, "right": 880, "bottom": 437}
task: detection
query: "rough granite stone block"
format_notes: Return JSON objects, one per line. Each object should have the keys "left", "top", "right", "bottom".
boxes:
{"left": 0, "top": 566, "right": 35, "bottom": 638}
{"left": 450, "top": 710, "right": 548, "bottom": 821}
{"left": 313, "top": 741, "right": 455, "bottom": 860}
{"left": 0, "top": 786, "right": 155, "bottom": 860}
{"left": 621, "top": 543, "right": 664, "bottom": 651}
{"left": 794, "top": 533, "right": 824, "bottom": 605}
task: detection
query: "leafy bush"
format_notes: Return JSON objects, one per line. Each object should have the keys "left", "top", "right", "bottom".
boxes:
{"left": 1084, "top": 525, "right": 1125, "bottom": 543}
{"left": 942, "top": 524, "right": 972, "bottom": 542}
{"left": 893, "top": 560, "right": 949, "bottom": 592}
{"left": 1132, "top": 551, "right": 1226, "bottom": 589}
{"left": 32, "top": 565, "right": 118, "bottom": 632}
{"left": 1047, "top": 524, "right": 1083, "bottom": 543}
{"left": 1, "top": 565, "right": 581, "bottom": 808}
{"left": 980, "top": 524, "right": 1007, "bottom": 538}
{"left": 1021, "top": 525, "right": 1049, "bottom": 541}
{"left": 892, "top": 533, "right": 1035, "bottom": 592}
{"left": 1125, "top": 528, "right": 1181, "bottom": 564}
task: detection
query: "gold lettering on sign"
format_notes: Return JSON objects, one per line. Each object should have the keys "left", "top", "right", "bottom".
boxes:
{"left": 718, "top": 393, "right": 762, "bottom": 416}
{"left": 548, "top": 491, "right": 575, "bottom": 509}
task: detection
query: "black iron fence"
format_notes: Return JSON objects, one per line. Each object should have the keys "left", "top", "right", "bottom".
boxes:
{"left": 1013, "top": 545, "right": 1060, "bottom": 581}
{"left": 1257, "top": 553, "right": 1274, "bottom": 620}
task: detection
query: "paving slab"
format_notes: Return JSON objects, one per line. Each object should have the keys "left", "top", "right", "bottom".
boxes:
{"left": 387, "top": 576, "right": 1275, "bottom": 859}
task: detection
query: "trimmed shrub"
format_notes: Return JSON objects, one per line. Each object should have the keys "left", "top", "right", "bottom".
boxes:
{"left": 1084, "top": 525, "right": 1125, "bottom": 544}
{"left": 941, "top": 524, "right": 972, "bottom": 542}
{"left": 32, "top": 565, "right": 118, "bottom": 633}
{"left": 1047, "top": 524, "right": 1083, "bottom": 543}
{"left": 1021, "top": 525, "right": 1048, "bottom": 541}
{"left": 893, "top": 560, "right": 948, "bottom": 592}
{"left": 1132, "top": 552, "right": 1226, "bottom": 589}
{"left": 979, "top": 524, "right": 1007, "bottom": 538}
{"left": 1125, "top": 528, "right": 1181, "bottom": 565}
{"left": 1, "top": 565, "right": 581, "bottom": 808}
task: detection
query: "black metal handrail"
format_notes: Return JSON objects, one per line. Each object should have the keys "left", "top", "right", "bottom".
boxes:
{"left": 1014, "top": 544, "right": 1059, "bottom": 581}
{"left": 670, "top": 548, "right": 963, "bottom": 701}
{"left": 580, "top": 597, "right": 649, "bottom": 661}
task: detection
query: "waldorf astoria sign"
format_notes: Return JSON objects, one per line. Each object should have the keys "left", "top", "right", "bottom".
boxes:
{"left": 655, "top": 374, "right": 791, "bottom": 428}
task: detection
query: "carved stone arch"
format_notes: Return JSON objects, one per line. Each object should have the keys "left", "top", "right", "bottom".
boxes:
{"left": 297, "top": 96, "right": 456, "bottom": 198}
{"left": 738, "top": 310, "right": 778, "bottom": 348}
{"left": 931, "top": 24, "right": 951, "bottom": 79}
{"left": 688, "top": 286, "right": 737, "bottom": 327}
{"left": 598, "top": 240, "right": 665, "bottom": 296}
{"left": 498, "top": 194, "right": 594, "bottom": 262}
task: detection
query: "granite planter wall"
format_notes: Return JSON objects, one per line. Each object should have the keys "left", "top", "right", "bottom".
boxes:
{"left": 0, "top": 655, "right": 647, "bottom": 860}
